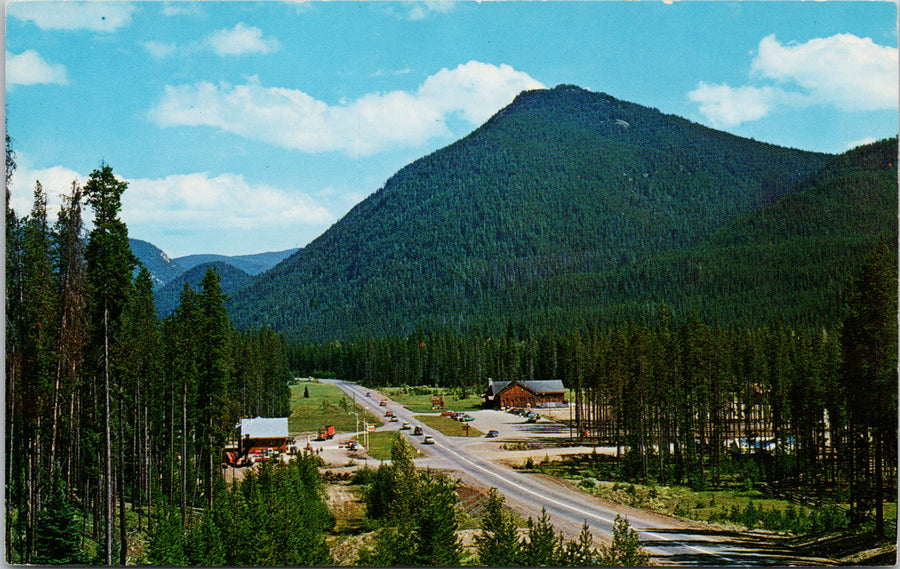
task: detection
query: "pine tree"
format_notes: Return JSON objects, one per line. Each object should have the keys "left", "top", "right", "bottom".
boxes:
{"left": 600, "top": 515, "right": 648, "bottom": 566}
{"left": 50, "top": 183, "right": 88, "bottom": 490}
{"left": 147, "top": 506, "right": 187, "bottom": 566}
{"left": 840, "top": 240, "right": 898, "bottom": 534}
{"left": 118, "top": 266, "right": 162, "bottom": 531}
{"left": 387, "top": 433, "right": 419, "bottom": 521}
{"left": 5, "top": 134, "right": 24, "bottom": 563}
{"left": 474, "top": 487, "right": 522, "bottom": 566}
{"left": 522, "top": 507, "right": 560, "bottom": 566}
{"left": 19, "top": 180, "right": 59, "bottom": 561}
{"left": 164, "top": 283, "right": 202, "bottom": 526}
{"left": 412, "top": 471, "right": 462, "bottom": 566}
{"left": 33, "top": 483, "right": 83, "bottom": 565}
{"left": 196, "top": 267, "right": 233, "bottom": 509}
{"left": 559, "top": 521, "right": 598, "bottom": 566}
{"left": 84, "top": 162, "right": 135, "bottom": 565}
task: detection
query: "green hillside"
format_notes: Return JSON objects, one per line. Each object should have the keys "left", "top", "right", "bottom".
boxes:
{"left": 155, "top": 261, "right": 251, "bottom": 317}
{"left": 228, "top": 85, "right": 894, "bottom": 341}
{"left": 512, "top": 137, "right": 898, "bottom": 329}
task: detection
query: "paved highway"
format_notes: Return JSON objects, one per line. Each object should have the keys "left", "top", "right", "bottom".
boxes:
{"left": 326, "top": 379, "right": 816, "bottom": 566}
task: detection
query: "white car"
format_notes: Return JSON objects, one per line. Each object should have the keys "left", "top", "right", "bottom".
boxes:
{"left": 422, "top": 435, "right": 435, "bottom": 445}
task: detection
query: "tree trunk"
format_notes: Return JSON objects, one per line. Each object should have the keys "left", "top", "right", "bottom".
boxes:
{"left": 181, "top": 380, "right": 187, "bottom": 527}
{"left": 104, "top": 305, "right": 112, "bottom": 566}
{"left": 875, "top": 430, "right": 884, "bottom": 536}
{"left": 50, "top": 356, "right": 63, "bottom": 478}
{"left": 6, "top": 356, "right": 17, "bottom": 562}
{"left": 118, "top": 411, "right": 127, "bottom": 566}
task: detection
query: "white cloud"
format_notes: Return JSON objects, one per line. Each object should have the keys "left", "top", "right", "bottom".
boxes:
{"left": 161, "top": 2, "right": 201, "bottom": 17}
{"left": 6, "top": 50, "right": 68, "bottom": 86}
{"left": 206, "top": 23, "right": 279, "bottom": 57}
{"left": 405, "top": 1, "right": 455, "bottom": 21}
{"left": 8, "top": 158, "right": 332, "bottom": 251}
{"left": 845, "top": 137, "right": 877, "bottom": 151}
{"left": 123, "top": 172, "right": 333, "bottom": 231}
{"left": 141, "top": 40, "right": 178, "bottom": 60}
{"left": 752, "top": 34, "right": 898, "bottom": 111}
{"left": 140, "top": 23, "right": 279, "bottom": 59}
{"left": 418, "top": 61, "right": 543, "bottom": 125}
{"left": 687, "top": 82, "right": 807, "bottom": 128}
{"left": 148, "top": 61, "right": 545, "bottom": 156}
{"left": 8, "top": 1, "right": 135, "bottom": 32}
{"left": 690, "top": 33, "right": 898, "bottom": 127}
{"left": 7, "top": 159, "right": 84, "bottom": 221}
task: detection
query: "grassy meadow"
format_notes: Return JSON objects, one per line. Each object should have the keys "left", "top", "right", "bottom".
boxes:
{"left": 414, "top": 414, "right": 483, "bottom": 437}
{"left": 289, "top": 381, "right": 381, "bottom": 435}
{"left": 381, "top": 385, "right": 484, "bottom": 413}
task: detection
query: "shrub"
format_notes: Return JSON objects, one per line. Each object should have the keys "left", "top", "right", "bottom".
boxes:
{"left": 600, "top": 515, "right": 649, "bottom": 566}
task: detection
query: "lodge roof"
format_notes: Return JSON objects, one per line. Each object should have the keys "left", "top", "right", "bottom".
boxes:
{"left": 237, "top": 417, "right": 288, "bottom": 439}
{"left": 485, "top": 379, "right": 565, "bottom": 396}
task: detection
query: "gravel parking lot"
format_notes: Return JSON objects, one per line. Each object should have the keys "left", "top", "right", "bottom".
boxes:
{"left": 414, "top": 407, "right": 617, "bottom": 467}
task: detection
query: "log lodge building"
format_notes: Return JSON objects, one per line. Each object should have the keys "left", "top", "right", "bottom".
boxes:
{"left": 483, "top": 379, "right": 566, "bottom": 409}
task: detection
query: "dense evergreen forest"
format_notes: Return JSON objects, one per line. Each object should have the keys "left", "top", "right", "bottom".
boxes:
{"left": 228, "top": 86, "right": 894, "bottom": 342}
{"left": 289, "top": 242, "right": 897, "bottom": 534}
{"left": 5, "top": 141, "right": 296, "bottom": 563}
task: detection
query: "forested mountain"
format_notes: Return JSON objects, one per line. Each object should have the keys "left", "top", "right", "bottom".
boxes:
{"left": 154, "top": 261, "right": 252, "bottom": 317}
{"left": 174, "top": 248, "right": 299, "bottom": 276}
{"left": 228, "top": 85, "right": 895, "bottom": 342}
{"left": 129, "top": 238, "right": 184, "bottom": 289}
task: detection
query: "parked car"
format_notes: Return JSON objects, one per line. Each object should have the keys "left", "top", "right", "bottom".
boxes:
{"left": 401, "top": 422, "right": 411, "bottom": 430}
{"left": 452, "top": 412, "right": 466, "bottom": 420}
{"left": 485, "top": 430, "right": 499, "bottom": 438}
{"left": 441, "top": 410, "right": 456, "bottom": 417}
{"left": 422, "top": 435, "right": 435, "bottom": 444}
{"left": 460, "top": 415, "right": 475, "bottom": 422}
{"left": 413, "top": 425, "right": 423, "bottom": 436}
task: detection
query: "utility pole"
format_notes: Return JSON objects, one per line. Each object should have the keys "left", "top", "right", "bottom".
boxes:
{"left": 347, "top": 411, "right": 360, "bottom": 438}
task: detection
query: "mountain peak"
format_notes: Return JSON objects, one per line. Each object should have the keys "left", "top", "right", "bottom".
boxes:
{"left": 227, "top": 87, "right": 881, "bottom": 342}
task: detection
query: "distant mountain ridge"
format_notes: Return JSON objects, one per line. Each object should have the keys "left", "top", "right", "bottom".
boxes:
{"left": 174, "top": 249, "right": 300, "bottom": 276}
{"left": 224, "top": 85, "right": 895, "bottom": 342}
{"left": 128, "top": 238, "right": 299, "bottom": 294}
{"left": 129, "top": 239, "right": 184, "bottom": 289}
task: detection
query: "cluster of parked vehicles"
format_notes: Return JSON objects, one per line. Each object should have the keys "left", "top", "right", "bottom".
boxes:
{"left": 440, "top": 410, "right": 475, "bottom": 422}
{"left": 506, "top": 407, "right": 540, "bottom": 423}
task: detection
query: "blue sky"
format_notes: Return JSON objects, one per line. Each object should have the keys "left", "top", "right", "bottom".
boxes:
{"left": 6, "top": 1, "right": 898, "bottom": 257}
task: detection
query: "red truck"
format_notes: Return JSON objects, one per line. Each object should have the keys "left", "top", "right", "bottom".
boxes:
{"left": 318, "top": 425, "right": 335, "bottom": 440}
